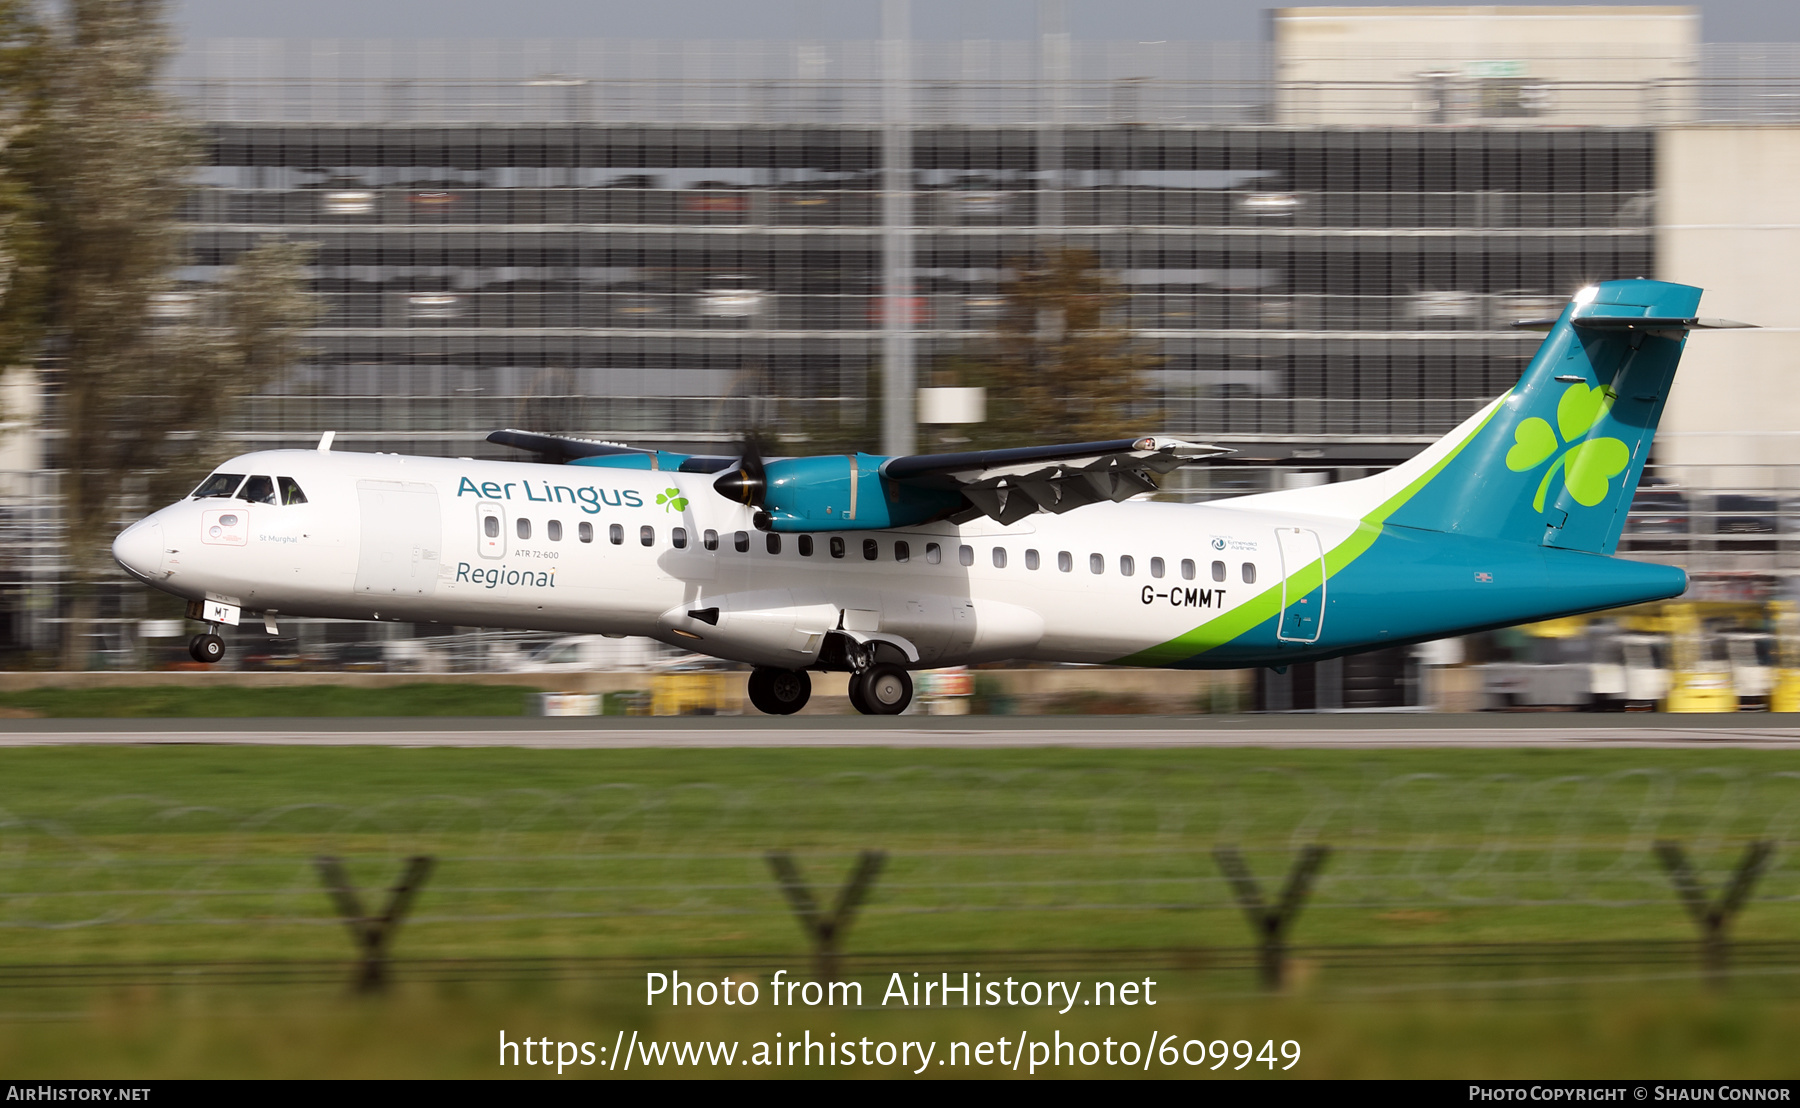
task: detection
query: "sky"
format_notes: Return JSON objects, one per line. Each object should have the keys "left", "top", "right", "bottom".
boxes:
{"left": 173, "top": 1, "right": 1800, "bottom": 44}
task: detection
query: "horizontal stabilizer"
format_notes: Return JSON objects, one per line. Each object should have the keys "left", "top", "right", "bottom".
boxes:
{"left": 1510, "top": 316, "right": 1755, "bottom": 333}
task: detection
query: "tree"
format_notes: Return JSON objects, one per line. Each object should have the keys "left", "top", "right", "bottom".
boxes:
{"left": 31, "top": 1, "right": 317, "bottom": 668}
{"left": 0, "top": 0, "right": 48, "bottom": 365}
{"left": 939, "top": 248, "right": 1159, "bottom": 451}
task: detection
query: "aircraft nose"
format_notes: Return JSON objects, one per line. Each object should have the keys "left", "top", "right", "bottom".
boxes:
{"left": 112, "top": 518, "right": 165, "bottom": 581}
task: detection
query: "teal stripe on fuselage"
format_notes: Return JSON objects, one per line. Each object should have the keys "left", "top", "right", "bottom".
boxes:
{"left": 1167, "top": 524, "right": 1687, "bottom": 669}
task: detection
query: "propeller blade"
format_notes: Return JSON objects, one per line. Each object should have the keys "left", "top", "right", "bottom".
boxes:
{"left": 712, "top": 433, "right": 768, "bottom": 507}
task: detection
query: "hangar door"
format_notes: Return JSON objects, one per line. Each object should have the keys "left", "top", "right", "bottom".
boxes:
{"left": 354, "top": 480, "right": 443, "bottom": 597}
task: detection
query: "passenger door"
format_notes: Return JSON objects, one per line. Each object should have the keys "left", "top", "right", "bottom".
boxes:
{"left": 1276, "top": 526, "right": 1326, "bottom": 644}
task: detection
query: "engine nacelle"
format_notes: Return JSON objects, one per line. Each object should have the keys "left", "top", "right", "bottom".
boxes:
{"left": 719, "top": 453, "right": 964, "bottom": 533}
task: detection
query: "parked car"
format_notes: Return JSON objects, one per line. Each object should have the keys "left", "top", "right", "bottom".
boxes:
{"left": 1615, "top": 633, "right": 1671, "bottom": 710}
{"left": 697, "top": 275, "right": 766, "bottom": 319}
{"left": 1723, "top": 631, "right": 1776, "bottom": 710}
{"left": 504, "top": 635, "right": 679, "bottom": 674}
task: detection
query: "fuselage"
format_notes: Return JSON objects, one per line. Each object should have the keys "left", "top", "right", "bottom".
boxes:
{"left": 112, "top": 445, "right": 1687, "bottom": 671}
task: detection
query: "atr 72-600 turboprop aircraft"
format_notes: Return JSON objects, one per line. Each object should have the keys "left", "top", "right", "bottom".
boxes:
{"left": 112, "top": 280, "right": 1742, "bottom": 715}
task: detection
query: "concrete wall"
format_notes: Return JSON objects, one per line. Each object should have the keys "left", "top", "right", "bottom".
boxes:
{"left": 1273, "top": 5, "right": 1697, "bottom": 125}
{"left": 1657, "top": 127, "right": 1800, "bottom": 484}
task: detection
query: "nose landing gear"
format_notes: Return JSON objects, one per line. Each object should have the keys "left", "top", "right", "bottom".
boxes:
{"left": 187, "top": 632, "right": 225, "bottom": 664}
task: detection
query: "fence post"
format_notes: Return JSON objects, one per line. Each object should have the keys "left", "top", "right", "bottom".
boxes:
{"left": 1653, "top": 839, "right": 1774, "bottom": 988}
{"left": 1213, "top": 844, "right": 1330, "bottom": 990}
{"left": 765, "top": 850, "right": 886, "bottom": 982}
{"left": 314, "top": 855, "right": 435, "bottom": 993}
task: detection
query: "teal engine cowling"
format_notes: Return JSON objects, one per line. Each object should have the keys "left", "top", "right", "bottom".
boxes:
{"left": 713, "top": 452, "right": 964, "bottom": 532}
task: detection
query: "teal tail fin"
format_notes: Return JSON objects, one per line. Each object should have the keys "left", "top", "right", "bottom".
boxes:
{"left": 1384, "top": 279, "right": 1712, "bottom": 555}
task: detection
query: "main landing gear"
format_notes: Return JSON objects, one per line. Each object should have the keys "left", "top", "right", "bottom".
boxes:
{"left": 187, "top": 631, "right": 225, "bottom": 664}
{"left": 747, "top": 667, "right": 812, "bottom": 715}
{"left": 847, "top": 663, "right": 913, "bottom": 716}
{"left": 746, "top": 663, "right": 916, "bottom": 715}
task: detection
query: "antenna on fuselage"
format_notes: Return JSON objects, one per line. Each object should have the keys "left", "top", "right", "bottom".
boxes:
{"left": 318, "top": 431, "right": 336, "bottom": 452}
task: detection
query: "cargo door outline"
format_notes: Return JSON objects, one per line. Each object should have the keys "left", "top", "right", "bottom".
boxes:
{"left": 1276, "top": 526, "right": 1326, "bottom": 644}
{"left": 478, "top": 501, "right": 506, "bottom": 559}
{"left": 353, "top": 480, "right": 442, "bottom": 598}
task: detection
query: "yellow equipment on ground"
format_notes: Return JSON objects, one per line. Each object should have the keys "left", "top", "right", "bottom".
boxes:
{"left": 651, "top": 671, "right": 732, "bottom": 716}
{"left": 1771, "top": 601, "right": 1800, "bottom": 714}
{"left": 1663, "top": 602, "right": 1737, "bottom": 713}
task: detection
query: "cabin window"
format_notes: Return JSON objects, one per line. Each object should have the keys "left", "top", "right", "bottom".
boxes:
{"left": 547, "top": 520, "right": 563, "bottom": 542}
{"left": 239, "top": 475, "right": 277, "bottom": 505}
{"left": 1120, "top": 555, "right": 1135, "bottom": 576}
{"left": 959, "top": 545, "right": 974, "bottom": 567}
{"left": 1025, "top": 549, "right": 1040, "bottom": 570}
{"left": 894, "top": 541, "right": 909, "bottom": 563}
{"left": 702, "top": 529, "right": 718, "bottom": 550}
{"left": 1242, "top": 562, "right": 1257, "bottom": 584}
{"left": 517, "top": 518, "right": 532, "bottom": 540}
{"left": 798, "top": 534, "right": 814, "bottom": 557}
{"left": 1058, "top": 551, "right": 1072, "bottom": 573}
{"left": 766, "top": 532, "right": 781, "bottom": 555}
{"left": 1150, "top": 556, "right": 1165, "bottom": 578}
{"left": 277, "top": 477, "right": 307, "bottom": 505}
{"left": 610, "top": 524, "right": 624, "bottom": 545}
{"left": 1212, "top": 560, "right": 1227, "bottom": 582}
{"left": 830, "top": 536, "right": 845, "bottom": 558}
{"left": 672, "top": 527, "right": 688, "bottom": 549}
{"left": 579, "top": 522, "right": 594, "bottom": 543}
{"left": 1181, "top": 558, "right": 1196, "bottom": 580}
{"left": 863, "top": 538, "right": 879, "bottom": 561}
{"left": 925, "top": 542, "right": 941, "bottom": 564}
{"left": 992, "top": 547, "right": 1007, "bottom": 569}
{"left": 485, "top": 516, "right": 501, "bottom": 539}
{"left": 1089, "top": 553, "right": 1104, "bottom": 575}
{"left": 734, "top": 530, "right": 749, "bottom": 553}
{"left": 640, "top": 525, "right": 655, "bottom": 547}
{"left": 191, "top": 473, "right": 244, "bottom": 499}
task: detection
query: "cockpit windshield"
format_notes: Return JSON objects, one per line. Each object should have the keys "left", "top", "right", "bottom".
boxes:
{"left": 191, "top": 473, "right": 245, "bottom": 499}
{"left": 239, "top": 475, "right": 277, "bottom": 505}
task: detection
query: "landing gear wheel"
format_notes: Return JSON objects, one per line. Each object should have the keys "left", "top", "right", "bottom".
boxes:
{"left": 747, "top": 667, "right": 811, "bottom": 715}
{"left": 849, "top": 663, "right": 912, "bottom": 716}
{"left": 846, "top": 672, "right": 872, "bottom": 715}
{"left": 188, "top": 633, "right": 225, "bottom": 664}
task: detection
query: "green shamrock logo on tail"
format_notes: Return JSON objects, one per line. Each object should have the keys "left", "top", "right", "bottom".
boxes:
{"left": 1504, "top": 383, "right": 1632, "bottom": 513}
{"left": 655, "top": 487, "right": 689, "bottom": 513}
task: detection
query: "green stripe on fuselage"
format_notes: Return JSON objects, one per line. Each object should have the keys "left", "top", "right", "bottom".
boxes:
{"left": 1111, "top": 399, "right": 1505, "bottom": 667}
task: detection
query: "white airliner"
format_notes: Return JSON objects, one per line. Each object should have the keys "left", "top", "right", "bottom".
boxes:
{"left": 112, "top": 280, "right": 1731, "bottom": 715}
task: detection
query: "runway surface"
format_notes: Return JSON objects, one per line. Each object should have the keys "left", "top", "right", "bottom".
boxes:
{"left": 2, "top": 715, "right": 1800, "bottom": 748}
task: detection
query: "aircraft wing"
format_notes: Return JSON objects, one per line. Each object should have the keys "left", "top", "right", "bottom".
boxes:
{"left": 486, "top": 429, "right": 738, "bottom": 472}
{"left": 882, "top": 436, "right": 1230, "bottom": 525}
{"left": 487, "top": 428, "right": 648, "bottom": 461}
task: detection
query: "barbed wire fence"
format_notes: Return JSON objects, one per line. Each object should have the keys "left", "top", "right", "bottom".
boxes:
{"left": 2, "top": 765, "right": 1799, "bottom": 994}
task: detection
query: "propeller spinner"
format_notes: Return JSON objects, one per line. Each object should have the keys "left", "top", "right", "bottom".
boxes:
{"left": 712, "top": 436, "right": 768, "bottom": 508}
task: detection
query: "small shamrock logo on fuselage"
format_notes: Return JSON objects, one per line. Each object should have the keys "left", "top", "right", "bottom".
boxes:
{"left": 655, "top": 487, "right": 689, "bottom": 512}
{"left": 1504, "top": 382, "right": 1632, "bottom": 512}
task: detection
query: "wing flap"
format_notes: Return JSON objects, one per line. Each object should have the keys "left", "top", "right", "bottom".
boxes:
{"left": 885, "top": 435, "right": 1227, "bottom": 525}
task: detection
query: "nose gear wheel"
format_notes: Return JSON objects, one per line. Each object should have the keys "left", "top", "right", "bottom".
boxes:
{"left": 188, "top": 633, "right": 225, "bottom": 664}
